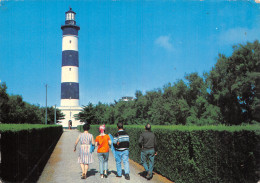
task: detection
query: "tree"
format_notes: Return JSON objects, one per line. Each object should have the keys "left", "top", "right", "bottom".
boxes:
{"left": 134, "top": 94, "right": 149, "bottom": 124}
{"left": 207, "top": 40, "right": 260, "bottom": 124}
{"left": 135, "top": 90, "right": 143, "bottom": 100}
{"left": 74, "top": 41, "right": 259, "bottom": 125}
{"left": 185, "top": 73, "right": 207, "bottom": 107}
{"left": 0, "top": 83, "right": 64, "bottom": 124}
{"left": 76, "top": 103, "right": 96, "bottom": 124}
{"left": 0, "top": 82, "right": 9, "bottom": 123}
{"left": 103, "top": 104, "right": 115, "bottom": 124}
{"left": 5, "top": 95, "right": 27, "bottom": 123}
{"left": 43, "top": 107, "right": 65, "bottom": 124}
{"left": 94, "top": 102, "right": 108, "bottom": 124}
{"left": 24, "top": 104, "right": 43, "bottom": 124}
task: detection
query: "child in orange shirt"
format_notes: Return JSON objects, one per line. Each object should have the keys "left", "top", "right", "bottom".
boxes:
{"left": 95, "top": 124, "right": 111, "bottom": 178}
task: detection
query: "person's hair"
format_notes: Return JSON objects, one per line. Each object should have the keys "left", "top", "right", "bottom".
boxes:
{"left": 117, "top": 122, "right": 123, "bottom": 129}
{"left": 99, "top": 125, "right": 105, "bottom": 133}
{"left": 145, "top": 123, "right": 151, "bottom": 131}
{"left": 83, "top": 123, "right": 90, "bottom": 131}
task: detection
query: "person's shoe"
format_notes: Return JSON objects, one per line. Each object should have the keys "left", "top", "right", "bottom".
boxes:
{"left": 140, "top": 171, "right": 148, "bottom": 177}
{"left": 104, "top": 170, "right": 108, "bottom": 178}
{"left": 81, "top": 173, "right": 86, "bottom": 179}
{"left": 146, "top": 172, "right": 153, "bottom": 180}
{"left": 116, "top": 174, "right": 122, "bottom": 178}
{"left": 100, "top": 174, "right": 104, "bottom": 179}
{"left": 125, "top": 174, "right": 130, "bottom": 180}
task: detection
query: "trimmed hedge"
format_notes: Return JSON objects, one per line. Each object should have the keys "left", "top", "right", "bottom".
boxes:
{"left": 190, "top": 130, "right": 258, "bottom": 183}
{"left": 78, "top": 124, "right": 260, "bottom": 183}
{"left": 0, "top": 124, "right": 58, "bottom": 132}
{"left": 0, "top": 124, "right": 63, "bottom": 182}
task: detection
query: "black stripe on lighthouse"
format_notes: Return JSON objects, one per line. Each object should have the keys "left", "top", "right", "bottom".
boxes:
{"left": 62, "top": 50, "right": 79, "bottom": 66}
{"left": 62, "top": 25, "right": 80, "bottom": 36}
{"left": 61, "top": 82, "right": 79, "bottom": 99}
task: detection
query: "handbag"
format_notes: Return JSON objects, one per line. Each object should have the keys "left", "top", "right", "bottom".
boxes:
{"left": 108, "top": 134, "right": 116, "bottom": 157}
{"left": 90, "top": 143, "right": 95, "bottom": 153}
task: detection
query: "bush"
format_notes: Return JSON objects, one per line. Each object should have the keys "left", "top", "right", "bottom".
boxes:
{"left": 77, "top": 124, "right": 260, "bottom": 183}
{"left": 0, "top": 124, "right": 63, "bottom": 182}
{"left": 190, "top": 130, "right": 259, "bottom": 183}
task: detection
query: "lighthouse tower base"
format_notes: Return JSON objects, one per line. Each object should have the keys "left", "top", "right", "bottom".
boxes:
{"left": 57, "top": 106, "right": 83, "bottom": 128}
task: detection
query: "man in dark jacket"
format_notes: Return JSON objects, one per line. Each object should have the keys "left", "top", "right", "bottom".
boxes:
{"left": 138, "top": 123, "right": 157, "bottom": 180}
{"left": 113, "top": 122, "right": 130, "bottom": 180}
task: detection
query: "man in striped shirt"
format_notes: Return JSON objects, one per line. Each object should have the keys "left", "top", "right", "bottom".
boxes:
{"left": 113, "top": 122, "right": 130, "bottom": 180}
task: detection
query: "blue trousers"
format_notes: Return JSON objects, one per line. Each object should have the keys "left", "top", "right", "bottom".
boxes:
{"left": 141, "top": 149, "right": 155, "bottom": 174}
{"left": 115, "top": 150, "right": 130, "bottom": 176}
{"left": 98, "top": 152, "right": 109, "bottom": 175}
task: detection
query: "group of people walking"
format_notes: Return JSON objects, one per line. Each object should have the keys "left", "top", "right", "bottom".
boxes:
{"left": 74, "top": 122, "right": 157, "bottom": 180}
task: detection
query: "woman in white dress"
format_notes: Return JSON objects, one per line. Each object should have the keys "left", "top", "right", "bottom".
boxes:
{"left": 74, "top": 123, "right": 95, "bottom": 179}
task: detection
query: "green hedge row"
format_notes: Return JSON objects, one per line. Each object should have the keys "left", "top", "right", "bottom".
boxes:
{"left": 0, "top": 124, "right": 63, "bottom": 182}
{"left": 78, "top": 124, "right": 260, "bottom": 183}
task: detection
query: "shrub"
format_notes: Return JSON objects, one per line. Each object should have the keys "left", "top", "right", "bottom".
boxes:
{"left": 77, "top": 124, "right": 260, "bottom": 183}
{"left": 0, "top": 124, "right": 63, "bottom": 182}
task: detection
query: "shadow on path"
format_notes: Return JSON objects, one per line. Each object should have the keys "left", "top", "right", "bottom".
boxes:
{"left": 86, "top": 169, "right": 98, "bottom": 177}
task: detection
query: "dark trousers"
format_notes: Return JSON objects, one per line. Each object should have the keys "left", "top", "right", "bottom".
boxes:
{"left": 141, "top": 149, "right": 155, "bottom": 174}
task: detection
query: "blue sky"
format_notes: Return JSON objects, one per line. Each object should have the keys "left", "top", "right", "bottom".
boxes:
{"left": 0, "top": 0, "right": 260, "bottom": 107}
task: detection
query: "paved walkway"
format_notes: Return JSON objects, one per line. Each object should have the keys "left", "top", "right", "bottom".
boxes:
{"left": 38, "top": 129, "right": 173, "bottom": 183}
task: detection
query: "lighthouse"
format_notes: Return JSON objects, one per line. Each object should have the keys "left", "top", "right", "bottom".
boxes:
{"left": 58, "top": 8, "right": 82, "bottom": 128}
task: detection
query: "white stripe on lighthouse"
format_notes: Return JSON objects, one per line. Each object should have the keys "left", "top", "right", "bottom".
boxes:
{"left": 61, "top": 99, "right": 79, "bottom": 107}
{"left": 61, "top": 66, "right": 79, "bottom": 82}
{"left": 62, "top": 36, "right": 78, "bottom": 51}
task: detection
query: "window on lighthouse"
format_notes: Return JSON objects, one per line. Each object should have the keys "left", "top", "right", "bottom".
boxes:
{"left": 66, "top": 13, "right": 75, "bottom": 21}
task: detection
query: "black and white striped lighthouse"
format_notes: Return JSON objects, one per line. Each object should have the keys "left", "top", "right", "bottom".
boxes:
{"left": 61, "top": 8, "right": 80, "bottom": 106}
{"left": 59, "top": 8, "right": 82, "bottom": 128}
